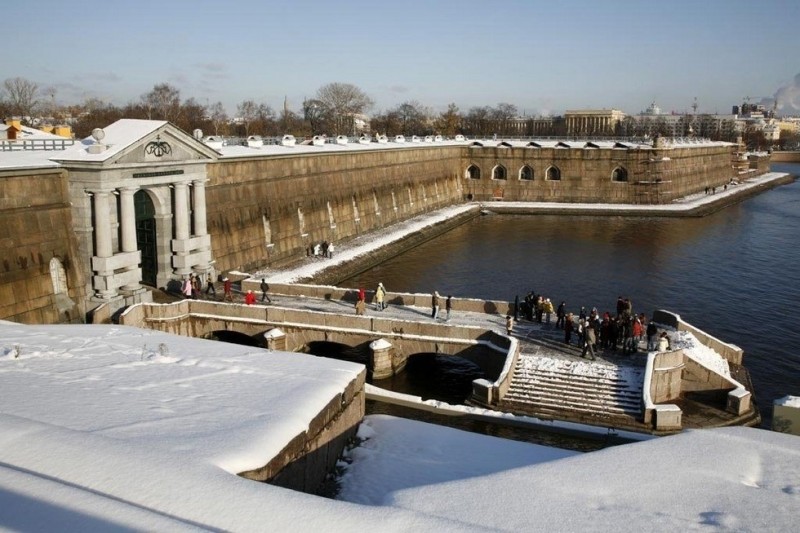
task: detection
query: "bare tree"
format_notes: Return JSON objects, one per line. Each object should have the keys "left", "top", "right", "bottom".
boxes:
{"left": 315, "top": 82, "right": 374, "bottom": 135}
{"left": 303, "top": 98, "right": 326, "bottom": 135}
{"left": 370, "top": 110, "right": 402, "bottom": 136}
{"left": 492, "top": 103, "right": 518, "bottom": 135}
{"left": 393, "top": 100, "right": 431, "bottom": 135}
{"left": 2, "top": 77, "right": 40, "bottom": 120}
{"left": 236, "top": 100, "right": 259, "bottom": 137}
{"left": 208, "top": 101, "right": 228, "bottom": 136}
{"left": 464, "top": 106, "right": 492, "bottom": 136}
{"left": 141, "top": 83, "right": 182, "bottom": 122}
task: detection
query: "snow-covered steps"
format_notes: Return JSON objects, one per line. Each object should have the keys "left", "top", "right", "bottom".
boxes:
{"left": 499, "top": 354, "right": 645, "bottom": 427}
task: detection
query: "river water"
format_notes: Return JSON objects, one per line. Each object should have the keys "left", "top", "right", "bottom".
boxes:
{"left": 343, "top": 164, "right": 800, "bottom": 428}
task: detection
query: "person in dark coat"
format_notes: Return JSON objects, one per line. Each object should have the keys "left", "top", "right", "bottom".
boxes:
{"left": 260, "top": 279, "right": 271, "bottom": 303}
{"left": 514, "top": 295, "right": 520, "bottom": 321}
{"left": 556, "top": 301, "right": 566, "bottom": 329}
{"left": 205, "top": 273, "right": 216, "bottom": 297}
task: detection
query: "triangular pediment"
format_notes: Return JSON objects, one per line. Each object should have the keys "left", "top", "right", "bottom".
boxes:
{"left": 113, "top": 125, "right": 218, "bottom": 165}
{"left": 51, "top": 119, "right": 219, "bottom": 168}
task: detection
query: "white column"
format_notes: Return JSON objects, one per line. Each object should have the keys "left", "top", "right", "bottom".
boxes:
{"left": 93, "top": 190, "right": 113, "bottom": 258}
{"left": 91, "top": 189, "right": 117, "bottom": 299}
{"left": 174, "top": 182, "right": 190, "bottom": 240}
{"left": 119, "top": 187, "right": 138, "bottom": 253}
{"left": 192, "top": 179, "right": 207, "bottom": 237}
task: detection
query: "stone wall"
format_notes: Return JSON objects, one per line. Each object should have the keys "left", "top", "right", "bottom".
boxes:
{"left": 460, "top": 144, "right": 739, "bottom": 204}
{"left": 205, "top": 147, "right": 463, "bottom": 273}
{"left": 0, "top": 167, "right": 88, "bottom": 323}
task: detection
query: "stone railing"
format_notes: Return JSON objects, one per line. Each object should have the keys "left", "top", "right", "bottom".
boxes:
{"left": 240, "top": 280, "right": 514, "bottom": 317}
{"left": 642, "top": 342, "right": 753, "bottom": 432}
{"left": 652, "top": 310, "right": 743, "bottom": 365}
{"left": 120, "top": 299, "right": 516, "bottom": 406}
{"left": 642, "top": 349, "right": 685, "bottom": 431}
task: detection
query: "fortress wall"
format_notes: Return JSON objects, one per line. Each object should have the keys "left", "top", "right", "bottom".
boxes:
{"left": 460, "top": 145, "right": 738, "bottom": 203}
{"left": 205, "top": 147, "right": 463, "bottom": 273}
{"left": 0, "top": 168, "right": 88, "bottom": 324}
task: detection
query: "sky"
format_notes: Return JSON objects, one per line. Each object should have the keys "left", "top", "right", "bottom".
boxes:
{"left": 6, "top": 0, "right": 800, "bottom": 117}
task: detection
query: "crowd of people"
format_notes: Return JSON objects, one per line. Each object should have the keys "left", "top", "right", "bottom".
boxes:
{"left": 512, "top": 292, "right": 670, "bottom": 360}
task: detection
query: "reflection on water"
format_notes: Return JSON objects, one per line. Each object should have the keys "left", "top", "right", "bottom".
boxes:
{"left": 344, "top": 164, "right": 800, "bottom": 428}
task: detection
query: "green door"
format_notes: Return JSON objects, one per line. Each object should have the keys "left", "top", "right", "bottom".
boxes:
{"left": 134, "top": 190, "right": 157, "bottom": 286}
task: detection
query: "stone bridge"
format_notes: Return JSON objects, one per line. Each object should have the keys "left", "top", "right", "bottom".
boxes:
{"left": 119, "top": 300, "right": 516, "bottom": 398}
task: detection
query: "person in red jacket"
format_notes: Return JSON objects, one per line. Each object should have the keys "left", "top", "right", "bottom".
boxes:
{"left": 245, "top": 289, "right": 256, "bottom": 305}
{"left": 223, "top": 278, "right": 233, "bottom": 302}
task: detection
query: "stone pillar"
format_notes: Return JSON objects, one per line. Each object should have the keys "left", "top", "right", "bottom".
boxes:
{"left": 93, "top": 190, "right": 113, "bottom": 259}
{"left": 370, "top": 338, "right": 394, "bottom": 380}
{"left": 191, "top": 179, "right": 208, "bottom": 237}
{"left": 119, "top": 187, "right": 138, "bottom": 253}
{"left": 90, "top": 189, "right": 116, "bottom": 299}
{"left": 174, "top": 182, "right": 190, "bottom": 241}
{"left": 118, "top": 186, "right": 142, "bottom": 292}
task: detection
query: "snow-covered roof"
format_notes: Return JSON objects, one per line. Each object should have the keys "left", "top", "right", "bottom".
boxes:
{"left": 0, "top": 123, "right": 66, "bottom": 140}
{"left": 49, "top": 118, "right": 169, "bottom": 163}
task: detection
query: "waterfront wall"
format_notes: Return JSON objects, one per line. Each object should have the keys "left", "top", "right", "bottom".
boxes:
{"left": 770, "top": 151, "right": 800, "bottom": 163}
{"left": 461, "top": 144, "right": 739, "bottom": 204}
{"left": 205, "top": 147, "right": 463, "bottom": 273}
{"left": 0, "top": 166, "right": 88, "bottom": 324}
{"left": 0, "top": 141, "right": 770, "bottom": 326}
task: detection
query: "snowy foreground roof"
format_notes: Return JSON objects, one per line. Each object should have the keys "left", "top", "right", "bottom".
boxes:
{"left": 1, "top": 321, "right": 799, "bottom": 531}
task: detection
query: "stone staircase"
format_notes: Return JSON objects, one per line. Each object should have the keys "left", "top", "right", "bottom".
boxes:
{"left": 499, "top": 338, "right": 646, "bottom": 429}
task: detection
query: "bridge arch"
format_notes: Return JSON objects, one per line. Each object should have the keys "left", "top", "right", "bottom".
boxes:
{"left": 206, "top": 330, "right": 263, "bottom": 347}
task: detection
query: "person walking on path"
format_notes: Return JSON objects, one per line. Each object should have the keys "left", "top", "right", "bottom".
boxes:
{"left": 564, "top": 313, "right": 574, "bottom": 345}
{"left": 375, "top": 282, "right": 386, "bottom": 311}
{"left": 245, "top": 289, "right": 256, "bottom": 305}
{"left": 223, "top": 277, "right": 233, "bottom": 302}
{"left": 431, "top": 291, "right": 440, "bottom": 319}
{"left": 205, "top": 273, "right": 216, "bottom": 298}
{"left": 191, "top": 274, "right": 201, "bottom": 299}
{"left": 646, "top": 320, "right": 659, "bottom": 351}
{"left": 506, "top": 315, "right": 514, "bottom": 336}
{"left": 658, "top": 331, "right": 671, "bottom": 352}
{"left": 355, "top": 297, "right": 366, "bottom": 315}
{"left": 556, "top": 301, "right": 566, "bottom": 329}
{"left": 445, "top": 295, "right": 453, "bottom": 321}
{"left": 581, "top": 320, "right": 597, "bottom": 360}
{"left": 260, "top": 279, "right": 272, "bottom": 303}
{"left": 182, "top": 277, "right": 193, "bottom": 299}
{"left": 544, "top": 298, "right": 555, "bottom": 325}
{"left": 358, "top": 287, "right": 366, "bottom": 303}
{"left": 327, "top": 242, "right": 335, "bottom": 258}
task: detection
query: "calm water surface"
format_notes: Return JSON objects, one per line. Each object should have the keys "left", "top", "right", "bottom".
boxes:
{"left": 344, "top": 164, "right": 800, "bottom": 428}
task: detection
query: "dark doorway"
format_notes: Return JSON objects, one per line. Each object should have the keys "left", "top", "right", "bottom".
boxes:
{"left": 135, "top": 190, "right": 157, "bottom": 286}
